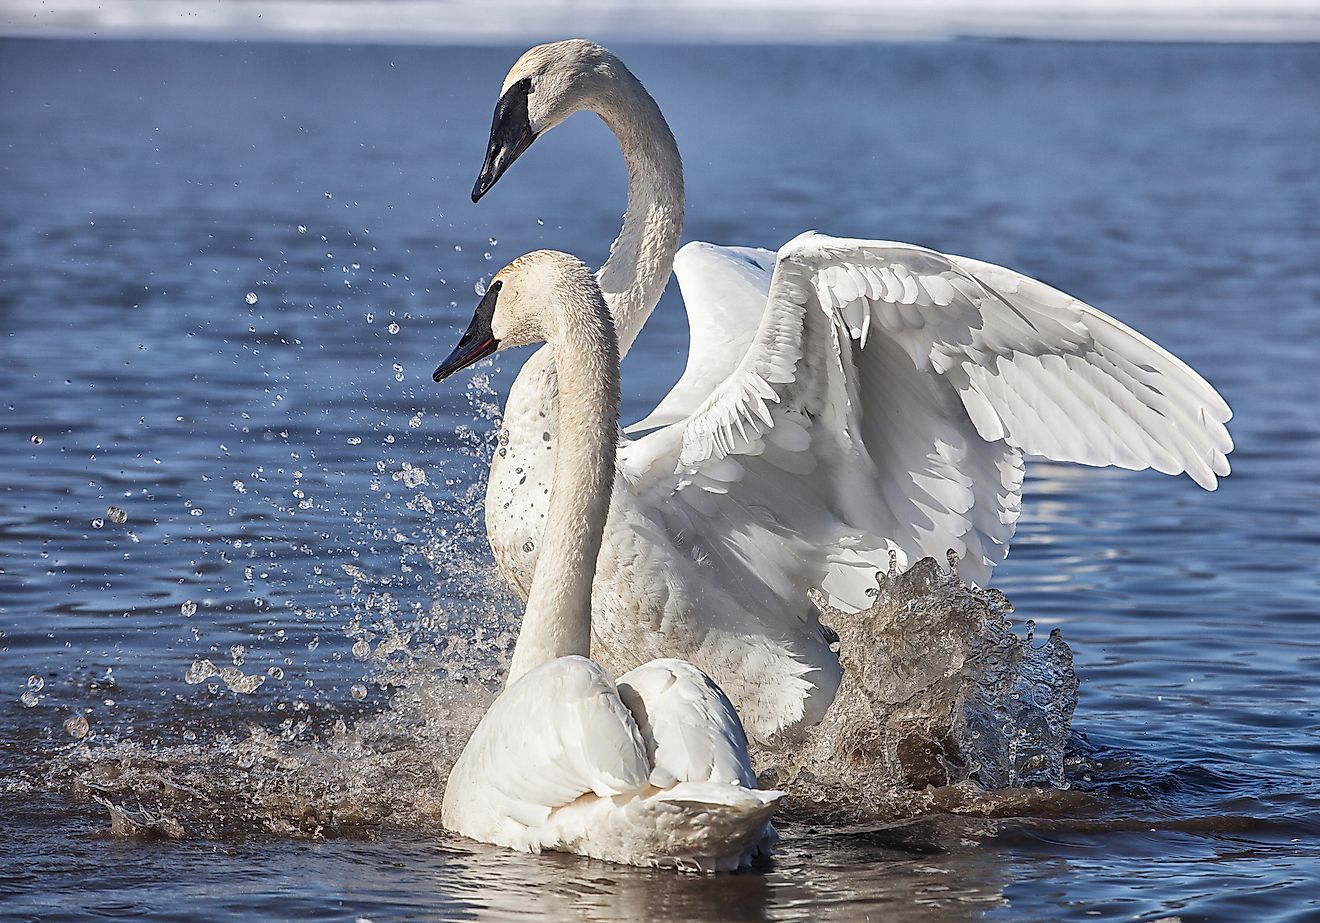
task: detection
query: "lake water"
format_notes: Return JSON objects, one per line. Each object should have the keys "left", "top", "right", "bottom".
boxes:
{"left": 2, "top": 37, "right": 1318, "bottom": 921}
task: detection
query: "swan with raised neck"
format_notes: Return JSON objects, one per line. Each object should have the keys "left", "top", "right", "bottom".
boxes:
{"left": 435, "top": 250, "right": 618, "bottom": 682}
{"left": 471, "top": 40, "right": 692, "bottom": 668}
{"left": 432, "top": 251, "right": 781, "bottom": 869}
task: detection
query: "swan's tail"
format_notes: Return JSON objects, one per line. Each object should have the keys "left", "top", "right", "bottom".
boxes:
{"left": 631, "top": 782, "right": 784, "bottom": 872}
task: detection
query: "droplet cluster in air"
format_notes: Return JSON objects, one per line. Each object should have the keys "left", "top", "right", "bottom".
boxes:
{"left": 392, "top": 462, "right": 427, "bottom": 489}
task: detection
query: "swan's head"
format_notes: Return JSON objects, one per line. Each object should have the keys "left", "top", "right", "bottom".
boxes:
{"left": 432, "top": 250, "right": 594, "bottom": 382}
{"left": 472, "top": 39, "right": 625, "bottom": 202}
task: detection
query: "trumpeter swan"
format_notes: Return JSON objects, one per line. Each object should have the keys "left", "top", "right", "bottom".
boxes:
{"left": 464, "top": 40, "right": 1232, "bottom": 744}
{"left": 434, "top": 250, "right": 781, "bottom": 870}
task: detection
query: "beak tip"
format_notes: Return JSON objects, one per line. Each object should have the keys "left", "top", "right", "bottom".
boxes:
{"left": 470, "top": 185, "right": 484, "bottom": 204}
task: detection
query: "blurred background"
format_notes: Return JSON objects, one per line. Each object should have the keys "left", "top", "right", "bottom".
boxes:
{"left": 4, "top": 0, "right": 1320, "bottom": 42}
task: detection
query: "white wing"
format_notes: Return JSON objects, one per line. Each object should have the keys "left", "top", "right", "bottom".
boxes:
{"left": 620, "top": 231, "right": 1232, "bottom": 605}
{"left": 626, "top": 242, "right": 776, "bottom": 433}
{"left": 615, "top": 658, "right": 758, "bottom": 790}
{"left": 444, "top": 656, "right": 651, "bottom": 835}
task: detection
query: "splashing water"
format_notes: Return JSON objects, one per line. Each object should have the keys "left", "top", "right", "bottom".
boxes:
{"left": 6, "top": 268, "right": 1079, "bottom": 837}
{"left": 758, "top": 553, "right": 1079, "bottom": 821}
{"left": 26, "top": 549, "right": 1078, "bottom": 839}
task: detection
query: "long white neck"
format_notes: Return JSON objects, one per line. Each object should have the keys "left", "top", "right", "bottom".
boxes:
{"left": 591, "top": 68, "right": 684, "bottom": 357}
{"left": 506, "top": 276, "right": 621, "bottom": 684}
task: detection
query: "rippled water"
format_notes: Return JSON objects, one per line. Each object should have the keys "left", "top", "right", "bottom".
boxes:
{"left": 2, "top": 38, "right": 1318, "bottom": 921}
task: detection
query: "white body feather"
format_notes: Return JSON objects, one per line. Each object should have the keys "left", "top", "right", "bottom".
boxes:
{"left": 443, "top": 656, "right": 780, "bottom": 870}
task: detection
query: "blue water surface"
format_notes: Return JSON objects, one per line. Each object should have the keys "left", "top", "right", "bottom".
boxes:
{"left": 1, "top": 38, "right": 1318, "bottom": 922}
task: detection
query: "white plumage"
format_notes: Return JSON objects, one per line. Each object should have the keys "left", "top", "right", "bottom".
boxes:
{"left": 437, "top": 251, "right": 781, "bottom": 871}
{"left": 636, "top": 234, "right": 1232, "bottom": 613}
{"left": 443, "top": 656, "right": 780, "bottom": 870}
{"left": 472, "top": 40, "right": 1233, "bottom": 745}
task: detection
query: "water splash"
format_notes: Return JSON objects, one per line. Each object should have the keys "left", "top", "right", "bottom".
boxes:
{"left": 13, "top": 346, "right": 1081, "bottom": 838}
{"left": 757, "top": 554, "right": 1079, "bottom": 821}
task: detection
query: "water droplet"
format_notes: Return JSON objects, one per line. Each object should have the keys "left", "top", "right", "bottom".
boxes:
{"left": 106, "top": 506, "right": 128, "bottom": 524}
{"left": 180, "top": 600, "right": 198, "bottom": 617}
{"left": 189, "top": 508, "right": 203, "bottom": 517}
{"left": 64, "top": 713, "right": 90, "bottom": 739}
{"left": 387, "top": 322, "right": 400, "bottom": 335}
{"left": 91, "top": 518, "right": 105, "bottom": 529}
{"left": 184, "top": 658, "right": 217, "bottom": 684}
{"left": 297, "top": 224, "right": 307, "bottom": 234}
{"left": 408, "top": 413, "right": 423, "bottom": 429}
{"left": 221, "top": 667, "right": 264, "bottom": 694}
{"left": 324, "top": 192, "right": 333, "bottom": 199}
{"left": 232, "top": 479, "right": 247, "bottom": 494}
{"left": 20, "top": 691, "right": 39, "bottom": 707}
{"left": 245, "top": 292, "right": 258, "bottom": 305}
{"left": 365, "top": 312, "right": 374, "bottom": 324}
{"left": 488, "top": 236, "right": 498, "bottom": 246}
{"left": 347, "top": 436, "right": 362, "bottom": 446}
{"left": 351, "top": 639, "right": 371, "bottom": 661}
{"left": 27, "top": 675, "right": 43, "bottom": 692}
{"left": 350, "top": 684, "right": 368, "bottom": 701}
{"left": 267, "top": 666, "right": 284, "bottom": 680}
{"left": 522, "top": 540, "right": 535, "bottom": 553}
{"left": 474, "top": 279, "right": 486, "bottom": 296}
{"left": 230, "top": 644, "right": 246, "bottom": 666}
{"left": 30, "top": 435, "right": 43, "bottom": 445}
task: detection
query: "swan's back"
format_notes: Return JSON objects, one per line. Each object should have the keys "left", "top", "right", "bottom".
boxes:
{"left": 442, "top": 655, "right": 781, "bottom": 870}
{"left": 442, "top": 656, "right": 651, "bottom": 848}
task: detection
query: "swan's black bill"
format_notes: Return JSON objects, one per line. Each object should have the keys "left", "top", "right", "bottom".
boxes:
{"left": 472, "top": 77, "right": 536, "bottom": 203}
{"left": 433, "top": 281, "right": 502, "bottom": 382}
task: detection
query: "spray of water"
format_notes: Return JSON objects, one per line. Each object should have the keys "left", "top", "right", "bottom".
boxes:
{"left": 16, "top": 348, "right": 1081, "bottom": 840}
{"left": 758, "top": 552, "right": 1079, "bottom": 821}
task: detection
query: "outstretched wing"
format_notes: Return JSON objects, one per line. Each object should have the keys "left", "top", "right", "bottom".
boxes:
{"left": 615, "top": 658, "right": 758, "bottom": 789}
{"left": 620, "top": 231, "right": 1232, "bottom": 603}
